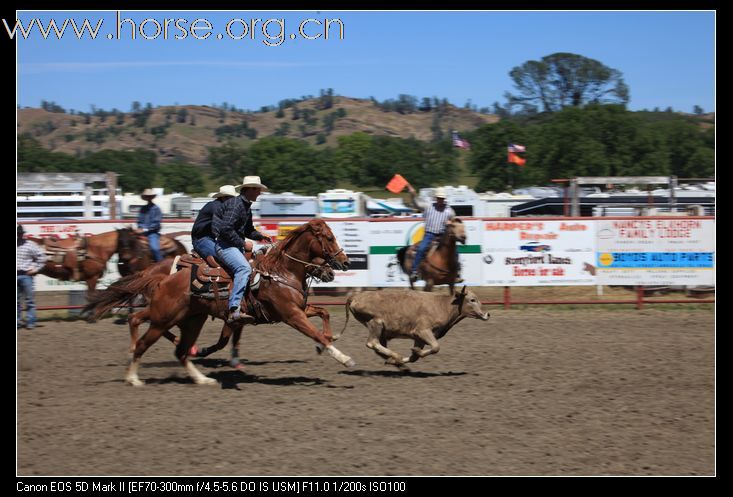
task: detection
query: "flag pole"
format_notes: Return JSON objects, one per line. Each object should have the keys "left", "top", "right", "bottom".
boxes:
{"left": 507, "top": 143, "right": 513, "bottom": 191}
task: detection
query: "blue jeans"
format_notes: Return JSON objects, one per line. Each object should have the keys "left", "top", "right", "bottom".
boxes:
{"left": 17, "top": 274, "right": 36, "bottom": 328}
{"left": 215, "top": 241, "right": 252, "bottom": 310}
{"left": 411, "top": 232, "right": 438, "bottom": 275}
{"left": 193, "top": 236, "right": 217, "bottom": 260}
{"left": 147, "top": 232, "right": 162, "bottom": 262}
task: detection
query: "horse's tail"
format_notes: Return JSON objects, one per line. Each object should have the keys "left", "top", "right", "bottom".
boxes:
{"left": 396, "top": 246, "right": 408, "bottom": 273}
{"left": 82, "top": 270, "right": 169, "bottom": 322}
{"left": 333, "top": 290, "right": 358, "bottom": 340}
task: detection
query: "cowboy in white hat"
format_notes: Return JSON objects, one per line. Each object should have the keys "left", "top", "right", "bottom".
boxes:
{"left": 212, "top": 176, "right": 273, "bottom": 323}
{"left": 406, "top": 184, "right": 462, "bottom": 283}
{"left": 136, "top": 188, "right": 163, "bottom": 262}
{"left": 191, "top": 185, "right": 237, "bottom": 261}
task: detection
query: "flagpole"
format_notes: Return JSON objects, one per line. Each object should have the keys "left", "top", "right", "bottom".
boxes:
{"left": 507, "top": 143, "right": 513, "bottom": 191}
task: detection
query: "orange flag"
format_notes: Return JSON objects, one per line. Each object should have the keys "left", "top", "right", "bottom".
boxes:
{"left": 386, "top": 174, "right": 409, "bottom": 193}
{"left": 508, "top": 152, "right": 526, "bottom": 166}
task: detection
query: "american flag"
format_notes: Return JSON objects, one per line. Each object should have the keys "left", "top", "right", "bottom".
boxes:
{"left": 508, "top": 143, "right": 526, "bottom": 153}
{"left": 452, "top": 131, "right": 471, "bottom": 149}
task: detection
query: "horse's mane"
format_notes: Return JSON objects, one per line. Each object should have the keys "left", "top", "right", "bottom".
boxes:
{"left": 257, "top": 221, "right": 316, "bottom": 275}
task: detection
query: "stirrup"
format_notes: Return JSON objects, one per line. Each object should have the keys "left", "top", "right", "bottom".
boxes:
{"left": 227, "top": 308, "right": 254, "bottom": 324}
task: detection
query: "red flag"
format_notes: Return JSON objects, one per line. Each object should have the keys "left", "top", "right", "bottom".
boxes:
{"left": 386, "top": 174, "right": 409, "bottom": 193}
{"left": 508, "top": 152, "right": 526, "bottom": 166}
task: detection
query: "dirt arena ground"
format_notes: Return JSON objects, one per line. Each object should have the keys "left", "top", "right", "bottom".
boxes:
{"left": 17, "top": 304, "right": 714, "bottom": 476}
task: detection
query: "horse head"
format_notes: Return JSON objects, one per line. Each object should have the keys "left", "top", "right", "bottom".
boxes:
{"left": 307, "top": 219, "right": 350, "bottom": 271}
{"left": 447, "top": 218, "right": 467, "bottom": 244}
{"left": 116, "top": 227, "right": 142, "bottom": 276}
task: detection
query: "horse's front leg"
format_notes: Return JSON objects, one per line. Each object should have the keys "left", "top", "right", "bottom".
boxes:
{"left": 229, "top": 324, "right": 245, "bottom": 369}
{"left": 281, "top": 305, "right": 355, "bottom": 368}
{"left": 305, "top": 304, "right": 332, "bottom": 339}
{"left": 194, "top": 321, "right": 246, "bottom": 370}
{"left": 86, "top": 276, "right": 98, "bottom": 293}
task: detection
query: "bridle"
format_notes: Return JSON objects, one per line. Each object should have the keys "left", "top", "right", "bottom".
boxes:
{"left": 283, "top": 226, "right": 346, "bottom": 271}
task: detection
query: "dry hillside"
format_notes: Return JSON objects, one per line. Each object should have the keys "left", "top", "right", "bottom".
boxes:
{"left": 18, "top": 96, "right": 499, "bottom": 165}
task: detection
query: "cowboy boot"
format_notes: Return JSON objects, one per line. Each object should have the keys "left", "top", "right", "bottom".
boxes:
{"left": 227, "top": 304, "right": 255, "bottom": 324}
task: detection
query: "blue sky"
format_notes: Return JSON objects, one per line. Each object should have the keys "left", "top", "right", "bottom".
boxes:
{"left": 14, "top": 10, "right": 715, "bottom": 114}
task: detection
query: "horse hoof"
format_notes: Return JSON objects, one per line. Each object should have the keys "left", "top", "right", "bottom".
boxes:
{"left": 196, "top": 377, "right": 217, "bottom": 385}
{"left": 126, "top": 377, "right": 143, "bottom": 387}
{"left": 230, "top": 358, "right": 245, "bottom": 369}
{"left": 344, "top": 358, "right": 356, "bottom": 368}
{"left": 315, "top": 344, "right": 325, "bottom": 355}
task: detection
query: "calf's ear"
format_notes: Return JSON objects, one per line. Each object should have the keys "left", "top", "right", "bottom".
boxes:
{"left": 452, "top": 289, "right": 467, "bottom": 306}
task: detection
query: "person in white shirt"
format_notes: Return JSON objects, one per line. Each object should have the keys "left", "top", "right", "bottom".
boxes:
{"left": 17, "top": 224, "right": 47, "bottom": 329}
{"left": 406, "top": 184, "right": 462, "bottom": 284}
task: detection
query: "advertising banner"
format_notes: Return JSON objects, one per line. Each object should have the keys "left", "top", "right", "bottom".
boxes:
{"left": 368, "top": 219, "right": 484, "bottom": 287}
{"left": 21, "top": 220, "right": 194, "bottom": 291}
{"left": 19, "top": 217, "right": 715, "bottom": 292}
{"left": 481, "top": 220, "right": 597, "bottom": 286}
{"left": 595, "top": 218, "right": 715, "bottom": 285}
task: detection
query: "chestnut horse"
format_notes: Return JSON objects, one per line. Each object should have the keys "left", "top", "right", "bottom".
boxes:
{"left": 115, "top": 228, "right": 189, "bottom": 277}
{"left": 30, "top": 228, "right": 187, "bottom": 292}
{"left": 396, "top": 218, "right": 466, "bottom": 293}
{"left": 86, "top": 253, "right": 335, "bottom": 367}
{"left": 85, "top": 219, "right": 353, "bottom": 386}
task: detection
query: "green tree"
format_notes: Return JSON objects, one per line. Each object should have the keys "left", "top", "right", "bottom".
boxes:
{"left": 240, "top": 137, "right": 337, "bottom": 195}
{"left": 156, "top": 162, "right": 205, "bottom": 193}
{"left": 337, "top": 133, "right": 456, "bottom": 188}
{"left": 469, "top": 121, "right": 531, "bottom": 191}
{"left": 335, "top": 132, "right": 373, "bottom": 181}
{"left": 18, "top": 135, "right": 80, "bottom": 172}
{"left": 78, "top": 149, "right": 157, "bottom": 192}
{"left": 505, "top": 52, "right": 629, "bottom": 113}
{"left": 208, "top": 142, "right": 247, "bottom": 182}
{"left": 651, "top": 119, "right": 714, "bottom": 178}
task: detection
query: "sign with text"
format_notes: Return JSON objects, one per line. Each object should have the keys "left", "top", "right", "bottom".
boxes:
{"left": 481, "top": 220, "right": 596, "bottom": 285}
{"left": 368, "top": 219, "right": 484, "bottom": 287}
{"left": 595, "top": 218, "right": 715, "bottom": 285}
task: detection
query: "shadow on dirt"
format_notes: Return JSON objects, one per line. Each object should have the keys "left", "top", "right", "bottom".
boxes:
{"left": 339, "top": 369, "right": 467, "bottom": 378}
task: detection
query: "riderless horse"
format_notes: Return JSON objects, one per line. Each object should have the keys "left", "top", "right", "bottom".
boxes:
{"left": 84, "top": 219, "right": 353, "bottom": 386}
{"left": 397, "top": 218, "right": 466, "bottom": 293}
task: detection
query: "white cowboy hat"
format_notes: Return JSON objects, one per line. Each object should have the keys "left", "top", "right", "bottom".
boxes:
{"left": 235, "top": 175, "right": 269, "bottom": 191}
{"left": 433, "top": 187, "right": 447, "bottom": 198}
{"left": 210, "top": 185, "right": 237, "bottom": 198}
{"left": 141, "top": 188, "right": 157, "bottom": 198}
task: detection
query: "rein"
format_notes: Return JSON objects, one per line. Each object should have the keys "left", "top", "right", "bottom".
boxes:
{"left": 265, "top": 229, "right": 342, "bottom": 307}
{"left": 284, "top": 252, "right": 331, "bottom": 270}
